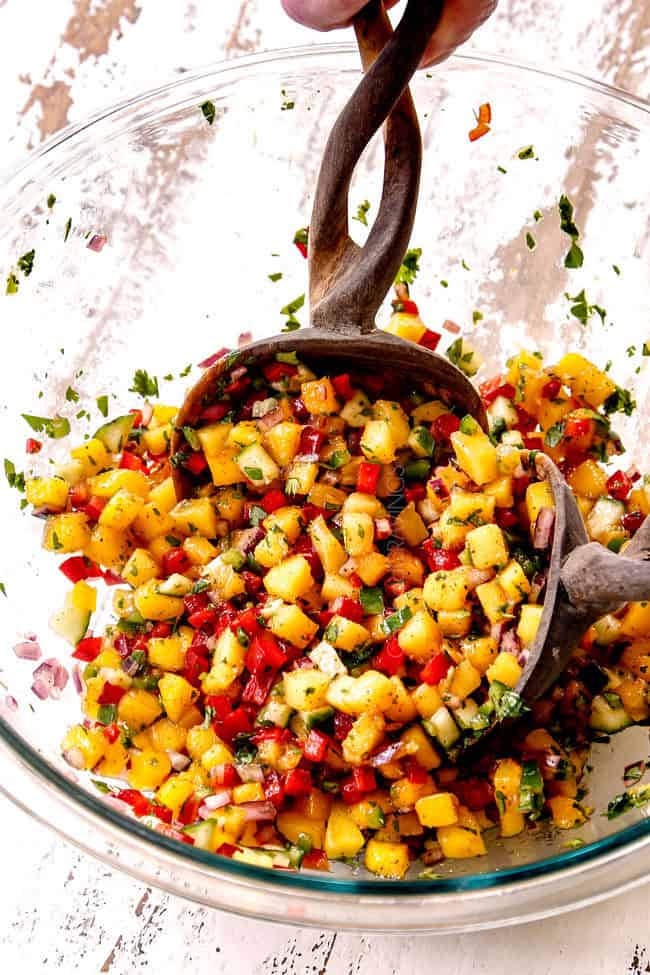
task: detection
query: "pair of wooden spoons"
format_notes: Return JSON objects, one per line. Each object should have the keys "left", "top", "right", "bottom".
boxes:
{"left": 172, "top": 0, "right": 650, "bottom": 719}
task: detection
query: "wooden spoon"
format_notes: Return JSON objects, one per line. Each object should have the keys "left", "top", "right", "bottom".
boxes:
{"left": 172, "top": 0, "right": 485, "bottom": 501}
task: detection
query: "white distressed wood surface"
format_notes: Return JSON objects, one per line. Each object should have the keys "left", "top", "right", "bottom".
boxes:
{"left": 2, "top": 1, "right": 650, "bottom": 970}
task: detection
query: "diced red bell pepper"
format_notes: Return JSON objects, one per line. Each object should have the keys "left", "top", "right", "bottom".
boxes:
{"left": 318, "top": 609, "right": 334, "bottom": 629}
{"left": 151, "top": 804, "right": 173, "bottom": 824}
{"left": 523, "top": 433, "right": 544, "bottom": 451}
{"left": 102, "top": 722, "right": 121, "bottom": 744}
{"left": 513, "top": 474, "right": 532, "bottom": 499}
{"left": 83, "top": 496, "right": 107, "bottom": 522}
{"left": 293, "top": 227, "right": 309, "bottom": 259}
{"left": 69, "top": 484, "right": 90, "bottom": 510}
{"left": 405, "top": 757, "right": 428, "bottom": 784}
{"left": 452, "top": 776, "right": 494, "bottom": 811}
{"left": 357, "top": 461, "right": 381, "bottom": 494}
{"left": 469, "top": 121, "right": 490, "bottom": 142}
{"left": 292, "top": 397, "right": 310, "bottom": 421}
{"left": 129, "top": 409, "right": 144, "bottom": 428}
{"left": 392, "top": 297, "right": 419, "bottom": 316}
{"left": 299, "top": 426, "right": 325, "bottom": 457}
{"left": 563, "top": 415, "right": 595, "bottom": 447}
{"left": 162, "top": 547, "right": 191, "bottom": 576}
{"left": 419, "top": 329, "right": 441, "bottom": 352}
{"left": 479, "top": 377, "right": 516, "bottom": 405}
{"left": 26, "top": 438, "right": 42, "bottom": 454}
{"left": 242, "top": 570, "right": 263, "bottom": 594}
{"left": 404, "top": 483, "right": 426, "bottom": 503}
{"left": 102, "top": 569, "right": 124, "bottom": 586}
{"left": 359, "top": 373, "right": 384, "bottom": 398}
{"left": 432, "top": 413, "right": 460, "bottom": 441}
{"left": 184, "top": 452, "right": 208, "bottom": 476}
{"left": 234, "top": 607, "right": 262, "bottom": 637}
{"left": 199, "top": 402, "right": 230, "bottom": 423}
{"left": 215, "top": 842, "right": 239, "bottom": 857}
{"left": 302, "top": 849, "right": 330, "bottom": 871}
{"left": 383, "top": 576, "right": 407, "bottom": 599}
{"left": 495, "top": 508, "right": 520, "bottom": 531}
{"left": 514, "top": 405, "right": 537, "bottom": 433}
{"left": 284, "top": 768, "right": 312, "bottom": 797}
{"left": 187, "top": 607, "right": 218, "bottom": 629}
{"left": 303, "top": 728, "right": 330, "bottom": 763}
{"left": 623, "top": 510, "right": 645, "bottom": 535}
{"left": 607, "top": 470, "right": 632, "bottom": 501}
{"left": 330, "top": 596, "right": 363, "bottom": 624}
{"left": 251, "top": 726, "right": 291, "bottom": 744}
{"left": 264, "top": 770, "right": 286, "bottom": 809}
{"left": 183, "top": 647, "right": 210, "bottom": 686}
{"left": 263, "top": 361, "right": 297, "bottom": 383}
{"left": 210, "top": 763, "right": 240, "bottom": 788}
{"left": 98, "top": 682, "right": 128, "bottom": 706}
{"left": 178, "top": 797, "right": 203, "bottom": 826}
{"left": 245, "top": 632, "right": 287, "bottom": 675}
{"left": 347, "top": 429, "right": 363, "bottom": 454}
{"left": 222, "top": 375, "right": 251, "bottom": 398}
{"left": 541, "top": 378, "right": 562, "bottom": 400}
{"left": 341, "top": 779, "right": 362, "bottom": 805}
{"left": 205, "top": 694, "right": 233, "bottom": 721}
{"left": 218, "top": 707, "right": 253, "bottom": 743}
{"left": 59, "top": 556, "right": 103, "bottom": 583}
{"left": 260, "top": 488, "right": 287, "bottom": 513}
{"left": 293, "top": 535, "right": 323, "bottom": 578}
{"left": 333, "top": 712, "right": 354, "bottom": 741}
{"left": 213, "top": 605, "right": 240, "bottom": 637}
{"left": 72, "top": 636, "right": 103, "bottom": 661}
{"left": 150, "top": 622, "right": 172, "bottom": 638}
{"left": 331, "top": 373, "right": 354, "bottom": 401}
{"left": 352, "top": 766, "right": 376, "bottom": 794}
{"left": 116, "top": 789, "right": 151, "bottom": 817}
{"left": 373, "top": 635, "right": 405, "bottom": 676}
{"left": 421, "top": 652, "right": 452, "bottom": 686}
{"left": 184, "top": 592, "right": 210, "bottom": 616}
{"left": 241, "top": 671, "right": 276, "bottom": 706}
{"left": 119, "top": 451, "right": 147, "bottom": 472}
{"left": 422, "top": 540, "right": 460, "bottom": 572}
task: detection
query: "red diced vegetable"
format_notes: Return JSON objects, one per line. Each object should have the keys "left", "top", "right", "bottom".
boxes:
{"left": 432, "top": 413, "right": 460, "bottom": 441}
{"left": 72, "top": 637, "right": 103, "bottom": 661}
{"left": 479, "top": 377, "right": 516, "bottom": 405}
{"left": 469, "top": 121, "right": 490, "bottom": 142}
{"left": 129, "top": 409, "right": 144, "bottom": 428}
{"left": 264, "top": 770, "right": 286, "bottom": 808}
{"left": 102, "top": 722, "right": 121, "bottom": 744}
{"left": 302, "top": 849, "right": 329, "bottom": 871}
{"left": 283, "top": 768, "right": 312, "bottom": 797}
{"left": 341, "top": 779, "right": 362, "bottom": 805}
{"left": 97, "top": 682, "right": 127, "bottom": 706}
{"left": 150, "top": 622, "right": 172, "bottom": 638}
{"left": 422, "top": 540, "right": 460, "bottom": 572}
{"left": 333, "top": 712, "right": 354, "bottom": 741}
{"left": 242, "top": 570, "right": 263, "bottom": 594}
{"left": 393, "top": 298, "right": 419, "bottom": 316}
{"left": 405, "top": 757, "right": 428, "bottom": 784}
{"left": 514, "top": 405, "right": 537, "bottom": 433}
{"left": 352, "top": 767, "right": 376, "bottom": 793}
{"left": 404, "top": 483, "right": 426, "bottom": 503}
{"left": 263, "top": 361, "right": 297, "bottom": 383}
{"left": 184, "top": 452, "right": 208, "bottom": 476}
{"left": 234, "top": 607, "right": 262, "bottom": 637}
{"left": 119, "top": 451, "right": 146, "bottom": 472}
{"left": 426, "top": 477, "right": 449, "bottom": 501}
{"left": 199, "top": 402, "right": 230, "bottom": 422}
{"left": 331, "top": 373, "right": 354, "bottom": 401}
{"left": 299, "top": 426, "right": 325, "bottom": 457}
{"left": 260, "top": 488, "right": 287, "bottom": 513}
{"left": 496, "top": 508, "right": 520, "bottom": 530}
{"left": 83, "top": 496, "right": 107, "bottom": 522}
{"left": 241, "top": 670, "right": 276, "bottom": 706}
{"left": 245, "top": 633, "right": 287, "bottom": 675}
{"left": 303, "top": 728, "right": 329, "bottom": 763}
{"left": 117, "top": 789, "right": 151, "bottom": 817}
{"left": 59, "top": 556, "right": 103, "bottom": 583}
{"left": 187, "top": 607, "right": 218, "bottom": 629}
{"left": 541, "top": 378, "right": 562, "bottom": 399}
{"left": 183, "top": 592, "right": 210, "bottom": 615}
{"left": 218, "top": 707, "right": 253, "bottom": 743}
{"left": 373, "top": 635, "right": 405, "bottom": 676}
{"left": 357, "top": 461, "right": 381, "bottom": 494}
{"left": 182, "top": 647, "right": 210, "bottom": 686}
{"left": 607, "top": 470, "right": 632, "bottom": 501}
{"left": 205, "top": 694, "right": 233, "bottom": 720}
{"left": 330, "top": 596, "right": 363, "bottom": 624}
{"left": 162, "top": 548, "right": 191, "bottom": 576}
{"left": 418, "top": 328, "right": 441, "bottom": 351}
{"left": 26, "top": 438, "right": 42, "bottom": 454}
{"left": 211, "top": 763, "right": 240, "bottom": 788}
{"left": 623, "top": 510, "right": 645, "bottom": 535}
{"left": 420, "top": 652, "right": 452, "bottom": 686}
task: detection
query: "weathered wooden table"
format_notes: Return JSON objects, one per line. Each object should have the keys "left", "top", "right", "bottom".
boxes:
{"left": 2, "top": 1, "right": 650, "bottom": 970}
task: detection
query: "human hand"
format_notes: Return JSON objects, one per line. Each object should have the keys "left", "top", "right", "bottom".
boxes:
{"left": 280, "top": 0, "right": 497, "bottom": 66}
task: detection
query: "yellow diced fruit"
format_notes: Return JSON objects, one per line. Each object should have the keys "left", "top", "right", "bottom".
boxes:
{"left": 170, "top": 498, "right": 218, "bottom": 538}
{"left": 398, "top": 610, "right": 442, "bottom": 663}
{"left": 449, "top": 490, "right": 496, "bottom": 525}
{"left": 182, "top": 535, "right": 218, "bottom": 567}
{"left": 200, "top": 741, "right": 235, "bottom": 770}
{"left": 152, "top": 404, "right": 178, "bottom": 425}
{"left": 475, "top": 579, "right": 511, "bottom": 625}
{"left": 236, "top": 442, "right": 280, "bottom": 487}
{"left": 122, "top": 548, "right": 159, "bottom": 586}
{"left": 493, "top": 757, "right": 521, "bottom": 798}
{"left": 484, "top": 476, "right": 514, "bottom": 508}
{"left": 99, "top": 489, "right": 144, "bottom": 531}
{"left": 202, "top": 629, "right": 246, "bottom": 693}
{"left": 568, "top": 460, "right": 608, "bottom": 500}
{"left": 411, "top": 399, "right": 449, "bottom": 424}
{"left": 96, "top": 740, "right": 129, "bottom": 777}
{"left": 423, "top": 568, "right": 471, "bottom": 612}
{"left": 254, "top": 529, "right": 290, "bottom": 568}
{"left": 134, "top": 579, "right": 184, "bottom": 620}
{"left": 505, "top": 350, "right": 543, "bottom": 406}
{"left": 185, "top": 725, "right": 218, "bottom": 761}
{"left": 321, "top": 574, "right": 359, "bottom": 601}
{"left": 526, "top": 480, "right": 555, "bottom": 528}
{"left": 140, "top": 423, "right": 173, "bottom": 455}
{"left": 498, "top": 560, "right": 531, "bottom": 604}
{"left": 327, "top": 615, "right": 370, "bottom": 653}
{"left": 438, "top": 508, "right": 472, "bottom": 549}
{"left": 385, "top": 676, "right": 419, "bottom": 722}
{"left": 342, "top": 712, "right": 385, "bottom": 765}
{"left": 285, "top": 460, "right": 318, "bottom": 496}
{"left": 308, "top": 482, "right": 348, "bottom": 511}
{"left": 89, "top": 469, "right": 149, "bottom": 498}
{"left": 547, "top": 796, "right": 587, "bottom": 829}
{"left": 553, "top": 353, "right": 616, "bottom": 408}
{"left": 117, "top": 688, "right": 163, "bottom": 730}
{"left": 197, "top": 422, "right": 232, "bottom": 457}
{"left": 361, "top": 420, "right": 396, "bottom": 464}
{"left": 400, "top": 723, "right": 441, "bottom": 769}
{"left": 385, "top": 310, "right": 426, "bottom": 343}
{"left": 390, "top": 776, "right": 434, "bottom": 810}
{"left": 132, "top": 503, "right": 175, "bottom": 544}
{"left": 461, "top": 636, "right": 498, "bottom": 675}
{"left": 496, "top": 444, "right": 523, "bottom": 476}
{"left": 283, "top": 669, "right": 331, "bottom": 710}
{"left": 149, "top": 718, "right": 187, "bottom": 753}
{"left": 156, "top": 777, "right": 195, "bottom": 818}
{"left": 261, "top": 508, "right": 303, "bottom": 545}
{"left": 301, "top": 378, "right": 338, "bottom": 415}
{"left": 466, "top": 523, "right": 509, "bottom": 569}
{"left": 395, "top": 502, "right": 428, "bottom": 546}
{"left": 356, "top": 551, "right": 390, "bottom": 586}
{"left": 364, "top": 838, "right": 410, "bottom": 879}
{"left": 70, "top": 438, "right": 110, "bottom": 475}
{"left": 148, "top": 636, "right": 185, "bottom": 672}
{"left": 324, "top": 803, "right": 366, "bottom": 859}
{"left": 202, "top": 556, "right": 246, "bottom": 600}
{"left": 213, "top": 487, "right": 245, "bottom": 524}
{"left": 207, "top": 449, "right": 243, "bottom": 488}
{"left": 500, "top": 809, "right": 526, "bottom": 837}
{"left": 159, "top": 673, "right": 198, "bottom": 722}
{"left": 437, "top": 824, "right": 487, "bottom": 858}
{"left": 43, "top": 513, "right": 90, "bottom": 553}
{"left": 537, "top": 395, "right": 572, "bottom": 432}
{"left": 264, "top": 421, "right": 302, "bottom": 466}
{"left": 62, "top": 725, "right": 108, "bottom": 770}
{"left": 26, "top": 476, "right": 70, "bottom": 511}
{"left": 415, "top": 792, "right": 459, "bottom": 828}
{"left": 264, "top": 555, "right": 314, "bottom": 602}
{"left": 451, "top": 429, "right": 498, "bottom": 486}
{"left": 227, "top": 421, "right": 261, "bottom": 450}
{"left": 342, "top": 511, "right": 375, "bottom": 557}
{"left": 437, "top": 610, "right": 472, "bottom": 637}
{"left": 232, "top": 782, "right": 265, "bottom": 804}
{"left": 277, "top": 811, "right": 326, "bottom": 850}
{"left": 620, "top": 601, "right": 650, "bottom": 639}
{"left": 373, "top": 400, "right": 410, "bottom": 447}
{"left": 128, "top": 749, "right": 172, "bottom": 790}
{"left": 309, "top": 515, "right": 347, "bottom": 574}
{"left": 326, "top": 670, "right": 394, "bottom": 715}
{"left": 85, "top": 524, "right": 132, "bottom": 569}
{"left": 411, "top": 682, "right": 444, "bottom": 719}
{"left": 450, "top": 659, "right": 482, "bottom": 699}
{"left": 340, "top": 389, "right": 372, "bottom": 428}
{"left": 517, "top": 604, "right": 544, "bottom": 647}
{"left": 148, "top": 477, "right": 178, "bottom": 515}
{"left": 269, "top": 604, "right": 319, "bottom": 649}
{"left": 486, "top": 651, "right": 522, "bottom": 687}
{"left": 343, "top": 492, "right": 387, "bottom": 518}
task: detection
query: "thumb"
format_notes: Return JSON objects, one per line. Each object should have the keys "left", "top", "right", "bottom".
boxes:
{"left": 281, "top": 0, "right": 398, "bottom": 30}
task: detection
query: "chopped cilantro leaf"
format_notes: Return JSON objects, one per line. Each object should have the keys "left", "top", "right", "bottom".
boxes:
{"left": 200, "top": 100, "right": 216, "bottom": 125}
{"left": 243, "top": 466, "right": 263, "bottom": 481}
{"left": 606, "top": 785, "right": 650, "bottom": 820}
{"left": 47, "top": 193, "right": 56, "bottom": 209}
{"left": 497, "top": 165, "right": 507, "bottom": 174}
{"left": 281, "top": 293, "right": 305, "bottom": 332}
{"left": 627, "top": 345, "right": 637, "bottom": 358}
{"left": 268, "top": 272, "right": 283, "bottom": 282}
{"left": 21, "top": 414, "right": 70, "bottom": 439}
{"left": 643, "top": 343, "right": 650, "bottom": 357}
{"left": 0, "top": 582, "right": 6, "bottom": 597}
{"left": 96, "top": 395, "right": 109, "bottom": 417}
{"left": 544, "top": 421, "right": 565, "bottom": 448}
{"left": 17, "top": 249, "right": 35, "bottom": 277}
{"left": 613, "top": 264, "right": 621, "bottom": 275}
{"left": 293, "top": 227, "right": 308, "bottom": 247}
{"left": 461, "top": 259, "right": 471, "bottom": 271}
{"left": 281, "top": 90, "right": 295, "bottom": 111}
{"left": 65, "top": 385, "right": 79, "bottom": 403}
{"left": 604, "top": 386, "right": 636, "bottom": 417}
{"left": 129, "top": 369, "right": 159, "bottom": 399}
{"left": 4, "top": 459, "right": 25, "bottom": 492}
{"left": 533, "top": 209, "right": 543, "bottom": 222}
{"left": 395, "top": 247, "right": 422, "bottom": 286}
{"left": 440, "top": 279, "right": 449, "bottom": 288}
{"left": 517, "top": 145, "right": 535, "bottom": 159}
{"left": 179, "top": 363, "right": 192, "bottom": 378}
{"left": 182, "top": 426, "right": 200, "bottom": 451}
{"left": 564, "top": 241, "right": 584, "bottom": 269}
{"left": 64, "top": 218, "right": 72, "bottom": 242}
{"left": 489, "top": 680, "right": 530, "bottom": 721}
{"left": 5, "top": 272, "right": 18, "bottom": 295}
{"left": 559, "top": 194, "right": 579, "bottom": 239}
{"left": 353, "top": 200, "right": 371, "bottom": 226}
{"left": 472, "top": 310, "right": 484, "bottom": 325}
{"left": 526, "top": 232, "right": 536, "bottom": 251}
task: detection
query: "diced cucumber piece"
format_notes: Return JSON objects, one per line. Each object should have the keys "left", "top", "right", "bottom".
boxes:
{"left": 586, "top": 497, "right": 625, "bottom": 541}
{"left": 290, "top": 713, "right": 309, "bottom": 739}
{"left": 94, "top": 414, "right": 136, "bottom": 453}
{"left": 157, "top": 573, "right": 193, "bottom": 597}
{"left": 49, "top": 604, "right": 91, "bottom": 646}
{"left": 454, "top": 699, "right": 479, "bottom": 730}
{"left": 423, "top": 706, "right": 461, "bottom": 750}
{"left": 301, "top": 706, "right": 334, "bottom": 730}
{"left": 309, "top": 641, "right": 347, "bottom": 677}
{"left": 256, "top": 698, "right": 293, "bottom": 728}
{"left": 232, "top": 848, "right": 275, "bottom": 868}
{"left": 501, "top": 430, "right": 525, "bottom": 448}
{"left": 488, "top": 395, "right": 518, "bottom": 432}
{"left": 182, "top": 820, "right": 215, "bottom": 850}
{"left": 590, "top": 694, "right": 632, "bottom": 733}
{"left": 236, "top": 442, "right": 280, "bottom": 487}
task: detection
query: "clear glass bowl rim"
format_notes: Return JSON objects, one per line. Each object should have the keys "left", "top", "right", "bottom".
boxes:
{"left": 2, "top": 44, "right": 650, "bottom": 926}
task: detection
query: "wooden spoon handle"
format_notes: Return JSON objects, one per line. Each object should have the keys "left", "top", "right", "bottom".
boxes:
{"left": 560, "top": 522, "right": 650, "bottom": 616}
{"left": 309, "top": 0, "right": 443, "bottom": 334}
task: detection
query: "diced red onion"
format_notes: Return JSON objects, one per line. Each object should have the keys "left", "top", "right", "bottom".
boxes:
{"left": 31, "top": 678, "right": 51, "bottom": 700}
{"left": 443, "top": 319, "right": 461, "bottom": 334}
{"left": 533, "top": 507, "right": 555, "bottom": 551}
{"left": 232, "top": 527, "right": 265, "bottom": 553}
{"left": 530, "top": 570, "right": 548, "bottom": 603}
{"left": 626, "top": 465, "right": 641, "bottom": 483}
{"left": 13, "top": 639, "right": 42, "bottom": 661}
{"left": 235, "top": 763, "right": 264, "bottom": 783}
{"left": 63, "top": 747, "right": 85, "bottom": 770}
{"left": 72, "top": 664, "right": 83, "bottom": 695}
{"left": 374, "top": 517, "right": 393, "bottom": 540}
{"left": 369, "top": 740, "right": 412, "bottom": 767}
{"left": 238, "top": 330, "right": 253, "bottom": 348}
{"left": 3, "top": 694, "right": 17, "bottom": 712}
{"left": 122, "top": 655, "right": 141, "bottom": 677}
{"left": 87, "top": 234, "right": 107, "bottom": 252}
{"left": 104, "top": 796, "right": 135, "bottom": 816}
{"left": 140, "top": 402, "right": 154, "bottom": 427}
{"left": 239, "top": 801, "right": 276, "bottom": 822}
{"left": 198, "top": 347, "right": 231, "bottom": 369}
{"left": 31, "top": 658, "right": 69, "bottom": 700}
{"left": 291, "top": 657, "right": 315, "bottom": 670}
{"left": 252, "top": 398, "right": 278, "bottom": 419}
{"left": 199, "top": 790, "right": 232, "bottom": 817}
{"left": 517, "top": 648, "right": 530, "bottom": 667}
{"left": 230, "top": 366, "right": 248, "bottom": 382}
{"left": 500, "top": 628, "right": 521, "bottom": 656}
{"left": 168, "top": 750, "right": 191, "bottom": 772}
{"left": 257, "top": 407, "right": 286, "bottom": 432}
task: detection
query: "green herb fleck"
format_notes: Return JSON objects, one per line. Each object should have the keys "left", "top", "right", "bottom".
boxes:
{"left": 533, "top": 209, "right": 543, "bottom": 222}
{"left": 497, "top": 165, "right": 507, "bottom": 174}
{"left": 606, "top": 785, "right": 650, "bottom": 820}
{"left": 4, "top": 459, "right": 25, "bottom": 492}
{"left": 129, "top": 369, "right": 159, "bottom": 399}
{"left": 353, "top": 200, "right": 371, "bottom": 226}
{"left": 65, "top": 385, "right": 79, "bottom": 403}
{"left": 395, "top": 247, "right": 422, "bottom": 286}
{"left": 489, "top": 680, "right": 530, "bottom": 721}
{"left": 360, "top": 587, "right": 384, "bottom": 615}
{"left": 613, "top": 264, "right": 621, "bottom": 276}
{"left": 281, "top": 293, "right": 305, "bottom": 332}
{"left": 526, "top": 232, "right": 536, "bottom": 251}
{"left": 47, "top": 193, "right": 56, "bottom": 209}
{"left": 268, "top": 272, "right": 283, "bottom": 283}
{"left": 5, "top": 272, "right": 18, "bottom": 295}
{"left": 564, "top": 241, "right": 584, "bottom": 269}
{"left": 0, "top": 582, "right": 6, "bottom": 597}
{"left": 517, "top": 145, "right": 535, "bottom": 160}
{"left": 96, "top": 395, "right": 109, "bottom": 417}
{"left": 17, "top": 249, "right": 35, "bottom": 277}
{"left": 544, "top": 421, "right": 565, "bottom": 448}
{"left": 182, "top": 426, "right": 200, "bottom": 451}
{"left": 200, "top": 100, "right": 216, "bottom": 125}
{"left": 472, "top": 310, "right": 483, "bottom": 325}
{"left": 243, "top": 466, "right": 263, "bottom": 481}
{"left": 64, "top": 218, "right": 72, "bottom": 242}
{"left": 21, "top": 414, "right": 70, "bottom": 439}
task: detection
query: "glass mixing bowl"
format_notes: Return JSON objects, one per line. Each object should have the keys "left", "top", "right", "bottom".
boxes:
{"left": 1, "top": 46, "right": 650, "bottom": 933}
